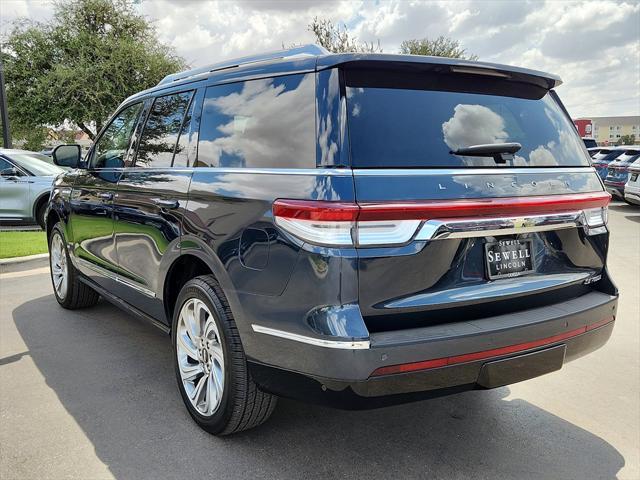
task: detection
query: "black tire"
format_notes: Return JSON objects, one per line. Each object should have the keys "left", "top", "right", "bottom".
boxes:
{"left": 49, "top": 223, "right": 100, "bottom": 309}
{"left": 35, "top": 199, "right": 47, "bottom": 230}
{"left": 172, "top": 275, "right": 277, "bottom": 435}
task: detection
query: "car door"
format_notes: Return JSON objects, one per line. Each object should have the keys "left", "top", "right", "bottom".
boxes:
{"left": 0, "top": 157, "right": 32, "bottom": 220}
{"left": 113, "top": 90, "right": 196, "bottom": 319}
{"left": 69, "top": 102, "right": 144, "bottom": 290}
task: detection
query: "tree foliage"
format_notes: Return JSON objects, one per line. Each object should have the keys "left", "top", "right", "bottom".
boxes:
{"left": 308, "top": 17, "right": 382, "bottom": 53}
{"left": 2, "top": 0, "right": 186, "bottom": 144}
{"left": 618, "top": 134, "right": 636, "bottom": 145}
{"left": 399, "top": 36, "right": 478, "bottom": 60}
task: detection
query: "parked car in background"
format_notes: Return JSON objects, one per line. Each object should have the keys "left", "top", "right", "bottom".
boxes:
{"left": 582, "top": 137, "right": 598, "bottom": 149}
{"left": 587, "top": 147, "right": 601, "bottom": 158}
{"left": 624, "top": 159, "right": 640, "bottom": 206}
{"left": 46, "top": 45, "right": 617, "bottom": 435}
{"left": 0, "top": 149, "right": 65, "bottom": 228}
{"left": 604, "top": 148, "right": 640, "bottom": 200}
{"left": 591, "top": 147, "right": 627, "bottom": 180}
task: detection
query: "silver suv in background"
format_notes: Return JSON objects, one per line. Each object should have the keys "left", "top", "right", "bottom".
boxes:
{"left": 0, "top": 149, "right": 65, "bottom": 228}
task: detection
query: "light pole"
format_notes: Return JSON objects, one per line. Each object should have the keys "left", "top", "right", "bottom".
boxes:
{"left": 0, "top": 55, "right": 11, "bottom": 148}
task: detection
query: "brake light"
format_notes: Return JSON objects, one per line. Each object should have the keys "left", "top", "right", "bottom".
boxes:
{"left": 273, "top": 192, "right": 611, "bottom": 247}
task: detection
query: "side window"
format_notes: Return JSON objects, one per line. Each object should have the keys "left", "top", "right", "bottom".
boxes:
{"left": 91, "top": 102, "right": 143, "bottom": 169}
{"left": 172, "top": 95, "right": 196, "bottom": 168}
{"left": 135, "top": 91, "right": 194, "bottom": 168}
{"left": 196, "top": 73, "right": 315, "bottom": 168}
{"left": 0, "top": 158, "right": 13, "bottom": 171}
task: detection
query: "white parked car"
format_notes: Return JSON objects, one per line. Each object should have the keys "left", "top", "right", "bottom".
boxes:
{"left": 624, "top": 158, "right": 640, "bottom": 206}
{"left": 0, "top": 149, "right": 65, "bottom": 228}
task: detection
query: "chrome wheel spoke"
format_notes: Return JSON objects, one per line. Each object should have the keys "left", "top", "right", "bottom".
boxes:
{"left": 190, "top": 373, "right": 208, "bottom": 405}
{"left": 180, "top": 361, "right": 203, "bottom": 382}
{"left": 177, "top": 331, "right": 198, "bottom": 360}
{"left": 207, "top": 371, "right": 218, "bottom": 414}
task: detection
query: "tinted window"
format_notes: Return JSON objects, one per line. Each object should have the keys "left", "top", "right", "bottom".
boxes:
{"left": 136, "top": 91, "right": 194, "bottom": 168}
{"left": 197, "top": 73, "right": 315, "bottom": 168}
{"left": 91, "top": 103, "right": 143, "bottom": 169}
{"left": 346, "top": 74, "right": 589, "bottom": 168}
{"left": 0, "top": 158, "right": 14, "bottom": 173}
{"left": 172, "top": 95, "right": 196, "bottom": 168}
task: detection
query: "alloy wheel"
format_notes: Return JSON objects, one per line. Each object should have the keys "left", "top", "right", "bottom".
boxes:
{"left": 50, "top": 232, "right": 68, "bottom": 300}
{"left": 176, "top": 298, "right": 225, "bottom": 416}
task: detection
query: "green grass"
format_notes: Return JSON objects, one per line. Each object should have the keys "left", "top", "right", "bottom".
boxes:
{"left": 0, "top": 231, "right": 48, "bottom": 259}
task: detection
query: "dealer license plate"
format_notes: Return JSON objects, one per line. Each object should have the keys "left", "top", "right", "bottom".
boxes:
{"left": 485, "top": 239, "right": 534, "bottom": 280}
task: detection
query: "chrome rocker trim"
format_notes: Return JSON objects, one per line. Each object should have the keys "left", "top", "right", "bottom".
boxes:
{"left": 251, "top": 325, "right": 370, "bottom": 350}
{"left": 76, "top": 258, "right": 156, "bottom": 297}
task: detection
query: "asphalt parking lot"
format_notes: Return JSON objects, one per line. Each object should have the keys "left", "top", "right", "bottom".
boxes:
{"left": 1, "top": 202, "right": 638, "bottom": 480}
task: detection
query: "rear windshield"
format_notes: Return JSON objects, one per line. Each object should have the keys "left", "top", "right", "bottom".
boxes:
{"left": 345, "top": 72, "right": 590, "bottom": 168}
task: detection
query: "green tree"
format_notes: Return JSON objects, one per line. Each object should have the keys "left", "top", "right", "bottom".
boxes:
{"left": 619, "top": 134, "right": 636, "bottom": 145}
{"left": 308, "top": 17, "right": 382, "bottom": 53}
{"left": 1, "top": 0, "right": 186, "bottom": 145}
{"left": 399, "top": 36, "right": 478, "bottom": 60}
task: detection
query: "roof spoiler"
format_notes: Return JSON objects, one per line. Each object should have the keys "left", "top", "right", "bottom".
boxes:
{"left": 158, "top": 44, "right": 329, "bottom": 86}
{"left": 317, "top": 54, "right": 563, "bottom": 90}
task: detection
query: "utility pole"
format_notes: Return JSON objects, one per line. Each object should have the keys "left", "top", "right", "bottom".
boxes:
{"left": 0, "top": 55, "right": 11, "bottom": 148}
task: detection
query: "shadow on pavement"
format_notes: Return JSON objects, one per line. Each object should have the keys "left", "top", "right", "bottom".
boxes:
{"left": 13, "top": 295, "right": 624, "bottom": 480}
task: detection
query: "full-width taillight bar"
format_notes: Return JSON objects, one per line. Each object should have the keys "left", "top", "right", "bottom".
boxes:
{"left": 272, "top": 191, "right": 611, "bottom": 247}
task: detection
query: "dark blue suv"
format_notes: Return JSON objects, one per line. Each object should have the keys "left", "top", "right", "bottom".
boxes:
{"left": 46, "top": 45, "right": 618, "bottom": 435}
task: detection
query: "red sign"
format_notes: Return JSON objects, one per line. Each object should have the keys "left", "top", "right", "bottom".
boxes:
{"left": 574, "top": 119, "right": 593, "bottom": 137}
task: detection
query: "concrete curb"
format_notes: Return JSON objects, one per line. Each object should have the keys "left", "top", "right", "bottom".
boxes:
{"left": 0, "top": 253, "right": 49, "bottom": 274}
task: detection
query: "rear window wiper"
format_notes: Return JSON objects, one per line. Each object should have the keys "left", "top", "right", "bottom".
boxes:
{"left": 450, "top": 142, "right": 522, "bottom": 164}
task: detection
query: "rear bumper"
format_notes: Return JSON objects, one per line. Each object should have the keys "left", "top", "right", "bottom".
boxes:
{"left": 248, "top": 291, "right": 617, "bottom": 409}
{"left": 624, "top": 186, "right": 640, "bottom": 205}
{"left": 605, "top": 182, "right": 626, "bottom": 198}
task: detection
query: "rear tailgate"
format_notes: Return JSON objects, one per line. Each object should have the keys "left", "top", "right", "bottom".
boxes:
{"left": 344, "top": 67, "right": 610, "bottom": 333}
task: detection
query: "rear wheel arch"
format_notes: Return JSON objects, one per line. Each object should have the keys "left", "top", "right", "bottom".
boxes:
{"left": 33, "top": 194, "right": 50, "bottom": 228}
{"left": 163, "top": 254, "right": 215, "bottom": 324}
{"left": 46, "top": 208, "right": 61, "bottom": 238}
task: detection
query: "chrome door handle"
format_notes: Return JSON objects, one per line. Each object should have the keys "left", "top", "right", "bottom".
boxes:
{"left": 97, "top": 192, "right": 114, "bottom": 201}
{"left": 152, "top": 198, "right": 179, "bottom": 209}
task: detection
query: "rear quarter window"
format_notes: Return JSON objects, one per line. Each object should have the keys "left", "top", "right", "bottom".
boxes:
{"left": 196, "top": 73, "right": 316, "bottom": 169}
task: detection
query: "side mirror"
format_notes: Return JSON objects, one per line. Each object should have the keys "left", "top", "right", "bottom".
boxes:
{"left": 0, "top": 167, "right": 20, "bottom": 178}
{"left": 53, "top": 144, "right": 82, "bottom": 168}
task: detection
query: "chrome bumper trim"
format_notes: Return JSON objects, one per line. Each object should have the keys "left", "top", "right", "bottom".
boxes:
{"left": 251, "top": 324, "right": 370, "bottom": 350}
{"left": 415, "top": 211, "right": 600, "bottom": 240}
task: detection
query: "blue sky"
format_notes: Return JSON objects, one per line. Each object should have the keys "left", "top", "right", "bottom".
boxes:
{"left": 2, "top": 0, "right": 639, "bottom": 118}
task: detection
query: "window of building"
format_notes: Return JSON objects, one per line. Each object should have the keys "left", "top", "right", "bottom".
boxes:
{"left": 136, "top": 91, "right": 194, "bottom": 168}
{"left": 196, "top": 73, "right": 316, "bottom": 168}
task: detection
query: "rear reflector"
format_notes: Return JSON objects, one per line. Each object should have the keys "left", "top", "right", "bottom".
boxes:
{"left": 370, "top": 316, "right": 614, "bottom": 377}
{"left": 273, "top": 191, "right": 611, "bottom": 247}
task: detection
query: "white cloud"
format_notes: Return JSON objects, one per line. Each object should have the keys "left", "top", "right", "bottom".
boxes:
{"left": 1, "top": 0, "right": 638, "bottom": 117}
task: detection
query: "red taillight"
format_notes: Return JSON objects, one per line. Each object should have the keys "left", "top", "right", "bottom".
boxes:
{"left": 371, "top": 317, "right": 615, "bottom": 377}
{"left": 358, "top": 192, "right": 611, "bottom": 221}
{"left": 272, "top": 192, "right": 611, "bottom": 247}
{"left": 272, "top": 200, "right": 359, "bottom": 221}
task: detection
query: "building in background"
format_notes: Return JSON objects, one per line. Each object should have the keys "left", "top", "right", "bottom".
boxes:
{"left": 574, "top": 116, "right": 640, "bottom": 146}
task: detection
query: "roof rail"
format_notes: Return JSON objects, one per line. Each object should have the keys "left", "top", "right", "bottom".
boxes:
{"left": 157, "top": 44, "right": 329, "bottom": 86}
